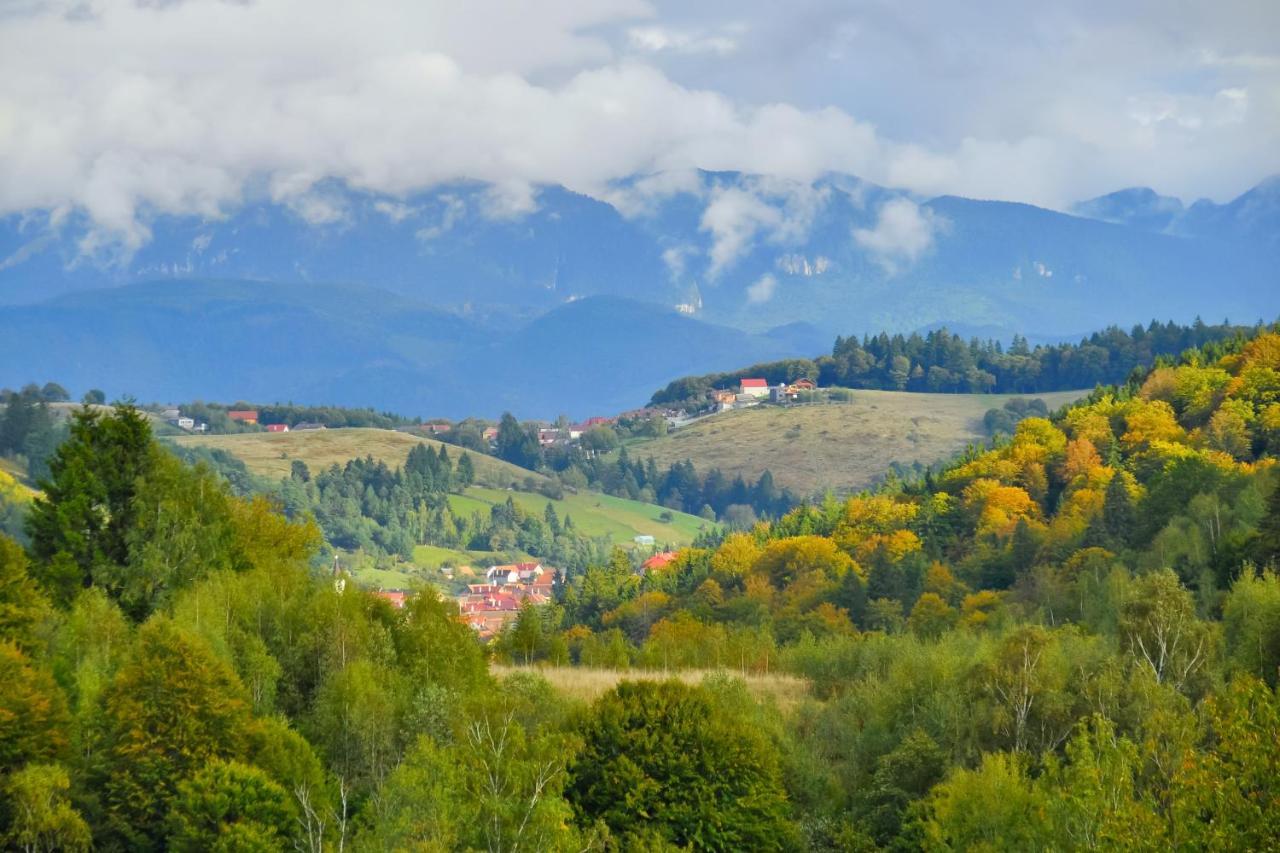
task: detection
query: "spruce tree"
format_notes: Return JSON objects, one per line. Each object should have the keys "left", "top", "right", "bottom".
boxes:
{"left": 25, "top": 403, "right": 154, "bottom": 605}
{"left": 1255, "top": 478, "right": 1280, "bottom": 569}
{"left": 1102, "top": 471, "right": 1136, "bottom": 550}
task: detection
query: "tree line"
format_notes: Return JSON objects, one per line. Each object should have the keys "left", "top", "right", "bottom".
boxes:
{"left": 651, "top": 317, "right": 1264, "bottom": 406}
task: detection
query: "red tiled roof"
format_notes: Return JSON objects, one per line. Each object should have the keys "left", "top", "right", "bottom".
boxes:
{"left": 643, "top": 552, "right": 679, "bottom": 571}
{"left": 740, "top": 378, "right": 767, "bottom": 388}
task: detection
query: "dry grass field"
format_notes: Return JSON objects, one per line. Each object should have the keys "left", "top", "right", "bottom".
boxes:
{"left": 170, "top": 427, "right": 543, "bottom": 485}
{"left": 627, "top": 388, "right": 1087, "bottom": 495}
{"left": 490, "top": 664, "right": 812, "bottom": 712}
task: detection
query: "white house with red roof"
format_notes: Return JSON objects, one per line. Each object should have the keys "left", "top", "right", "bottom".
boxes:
{"left": 739, "top": 378, "right": 769, "bottom": 398}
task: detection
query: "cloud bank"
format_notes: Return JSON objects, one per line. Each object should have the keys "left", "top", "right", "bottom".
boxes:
{"left": 0, "top": 0, "right": 1276, "bottom": 251}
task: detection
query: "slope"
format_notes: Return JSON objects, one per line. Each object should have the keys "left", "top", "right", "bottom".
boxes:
{"left": 622, "top": 389, "right": 1087, "bottom": 495}
{"left": 168, "top": 427, "right": 538, "bottom": 485}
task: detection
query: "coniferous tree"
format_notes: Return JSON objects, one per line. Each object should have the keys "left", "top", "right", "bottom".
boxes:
{"left": 1254, "top": 478, "right": 1280, "bottom": 569}
{"left": 25, "top": 403, "right": 154, "bottom": 606}
{"left": 1102, "top": 471, "right": 1136, "bottom": 550}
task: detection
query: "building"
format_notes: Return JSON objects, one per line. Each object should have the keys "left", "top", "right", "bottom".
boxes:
{"left": 421, "top": 422, "right": 451, "bottom": 435}
{"left": 642, "top": 551, "right": 679, "bottom": 572}
{"left": 458, "top": 565, "right": 557, "bottom": 639}
{"left": 739, "top": 378, "right": 769, "bottom": 398}
{"left": 228, "top": 410, "right": 259, "bottom": 425}
{"left": 375, "top": 589, "right": 410, "bottom": 609}
{"left": 634, "top": 534, "right": 656, "bottom": 546}
{"left": 266, "top": 423, "right": 290, "bottom": 433}
{"left": 161, "top": 407, "right": 181, "bottom": 420}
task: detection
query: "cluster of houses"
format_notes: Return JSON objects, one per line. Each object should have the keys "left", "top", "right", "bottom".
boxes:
{"left": 159, "top": 406, "right": 329, "bottom": 433}
{"left": 161, "top": 407, "right": 208, "bottom": 433}
{"left": 368, "top": 552, "right": 681, "bottom": 639}
{"left": 711, "top": 377, "right": 817, "bottom": 411}
{"left": 457, "top": 562, "right": 557, "bottom": 638}
{"left": 417, "top": 409, "right": 682, "bottom": 451}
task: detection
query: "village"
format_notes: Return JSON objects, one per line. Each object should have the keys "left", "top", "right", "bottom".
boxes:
{"left": 371, "top": 551, "right": 678, "bottom": 639}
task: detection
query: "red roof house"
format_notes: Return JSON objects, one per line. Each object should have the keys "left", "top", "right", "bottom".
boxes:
{"left": 228, "top": 410, "right": 259, "bottom": 424}
{"left": 266, "top": 423, "right": 289, "bottom": 433}
{"left": 739, "top": 378, "right": 769, "bottom": 398}
{"left": 642, "top": 552, "right": 680, "bottom": 572}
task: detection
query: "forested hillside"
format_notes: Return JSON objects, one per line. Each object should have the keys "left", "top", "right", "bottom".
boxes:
{"left": 652, "top": 317, "right": 1262, "bottom": 406}
{"left": 2, "top": 328, "right": 1280, "bottom": 849}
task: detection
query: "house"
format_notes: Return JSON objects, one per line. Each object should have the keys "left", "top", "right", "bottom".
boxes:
{"left": 421, "top": 422, "right": 451, "bottom": 435}
{"left": 537, "top": 428, "right": 562, "bottom": 446}
{"left": 293, "top": 422, "right": 326, "bottom": 431}
{"left": 739, "top": 378, "right": 769, "bottom": 398}
{"left": 791, "top": 378, "right": 817, "bottom": 391}
{"left": 642, "top": 551, "right": 679, "bottom": 572}
{"left": 485, "top": 562, "right": 545, "bottom": 585}
{"left": 375, "top": 589, "right": 410, "bottom": 609}
{"left": 266, "top": 423, "right": 289, "bottom": 433}
{"left": 633, "top": 534, "right": 656, "bottom": 546}
{"left": 227, "top": 410, "right": 259, "bottom": 425}
{"left": 482, "top": 426, "right": 499, "bottom": 442}
{"left": 176, "top": 416, "right": 195, "bottom": 430}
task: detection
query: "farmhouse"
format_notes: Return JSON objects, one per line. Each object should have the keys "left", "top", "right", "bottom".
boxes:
{"left": 228, "top": 410, "right": 259, "bottom": 425}
{"left": 739, "top": 378, "right": 769, "bottom": 398}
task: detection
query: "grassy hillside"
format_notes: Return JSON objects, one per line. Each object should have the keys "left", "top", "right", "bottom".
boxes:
{"left": 170, "top": 427, "right": 541, "bottom": 485}
{"left": 454, "top": 486, "right": 707, "bottom": 547}
{"left": 624, "top": 388, "right": 1088, "bottom": 495}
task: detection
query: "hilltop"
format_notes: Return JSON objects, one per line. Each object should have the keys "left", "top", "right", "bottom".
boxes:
{"left": 622, "top": 388, "right": 1087, "bottom": 495}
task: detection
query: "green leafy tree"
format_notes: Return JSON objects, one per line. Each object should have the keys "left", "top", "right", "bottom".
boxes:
{"left": 97, "top": 618, "right": 255, "bottom": 850}
{"left": 81, "top": 389, "right": 105, "bottom": 405}
{"left": 165, "top": 760, "right": 292, "bottom": 853}
{"left": 0, "top": 642, "right": 69, "bottom": 773}
{"left": 0, "top": 534, "right": 51, "bottom": 652}
{"left": 921, "top": 752, "right": 1051, "bottom": 851}
{"left": 1222, "top": 568, "right": 1280, "bottom": 687}
{"left": 2, "top": 763, "right": 91, "bottom": 853}
{"left": 567, "top": 679, "right": 795, "bottom": 850}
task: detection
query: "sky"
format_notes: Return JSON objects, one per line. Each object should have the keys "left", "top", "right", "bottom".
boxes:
{"left": 1, "top": 0, "right": 1277, "bottom": 248}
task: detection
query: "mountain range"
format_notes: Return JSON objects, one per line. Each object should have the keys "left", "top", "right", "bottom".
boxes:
{"left": 1, "top": 171, "right": 1276, "bottom": 417}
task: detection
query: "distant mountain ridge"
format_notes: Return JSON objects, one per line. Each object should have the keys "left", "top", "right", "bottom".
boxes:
{"left": 1, "top": 171, "right": 1276, "bottom": 417}
{"left": 2, "top": 172, "right": 1277, "bottom": 339}
{"left": 0, "top": 280, "right": 814, "bottom": 419}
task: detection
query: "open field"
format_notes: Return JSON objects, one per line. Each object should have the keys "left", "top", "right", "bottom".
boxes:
{"left": 458, "top": 486, "right": 708, "bottom": 547}
{"left": 626, "top": 388, "right": 1088, "bottom": 495}
{"left": 490, "top": 664, "right": 812, "bottom": 712}
{"left": 169, "top": 427, "right": 542, "bottom": 485}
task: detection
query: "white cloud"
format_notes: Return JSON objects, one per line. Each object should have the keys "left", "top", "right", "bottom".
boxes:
{"left": 0, "top": 0, "right": 1275, "bottom": 257}
{"left": 628, "top": 25, "right": 738, "bottom": 56}
{"left": 853, "top": 198, "right": 941, "bottom": 273}
{"left": 416, "top": 194, "right": 466, "bottom": 241}
{"left": 745, "top": 272, "right": 776, "bottom": 304}
{"left": 698, "top": 178, "right": 829, "bottom": 278}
